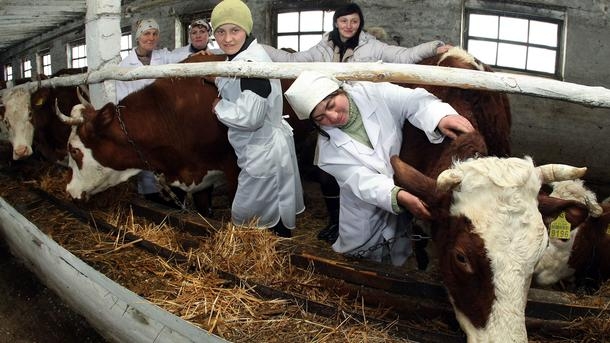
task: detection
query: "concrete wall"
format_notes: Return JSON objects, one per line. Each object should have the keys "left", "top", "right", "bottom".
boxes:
{"left": 1, "top": 0, "right": 609, "bottom": 195}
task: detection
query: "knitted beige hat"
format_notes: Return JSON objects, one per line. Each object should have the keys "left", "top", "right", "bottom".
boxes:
{"left": 211, "top": 0, "right": 253, "bottom": 35}
{"left": 285, "top": 71, "right": 342, "bottom": 120}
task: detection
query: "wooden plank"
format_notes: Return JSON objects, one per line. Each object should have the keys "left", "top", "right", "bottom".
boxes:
{"left": 0, "top": 197, "right": 228, "bottom": 343}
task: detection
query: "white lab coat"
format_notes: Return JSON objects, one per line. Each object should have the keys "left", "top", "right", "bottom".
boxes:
{"left": 317, "top": 82, "right": 457, "bottom": 266}
{"left": 115, "top": 47, "right": 184, "bottom": 102}
{"left": 214, "top": 39, "right": 305, "bottom": 229}
{"left": 115, "top": 47, "right": 184, "bottom": 194}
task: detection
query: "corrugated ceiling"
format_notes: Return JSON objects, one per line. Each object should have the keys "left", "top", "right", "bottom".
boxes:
{"left": 0, "top": 1, "right": 88, "bottom": 53}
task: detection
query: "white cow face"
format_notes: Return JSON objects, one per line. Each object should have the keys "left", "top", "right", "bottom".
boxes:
{"left": 2, "top": 88, "right": 34, "bottom": 159}
{"left": 438, "top": 157, "right": 550, "bottom": 342}
{"left": 65, "top": 128, "right": 139, "bottom": 199}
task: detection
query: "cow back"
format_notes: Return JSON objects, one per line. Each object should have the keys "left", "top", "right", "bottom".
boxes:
{"left": 399, "top": 49, "right": 511, "bottom": 178}
{"left": 74, "top": 53, "right": 239, "bottom": 194}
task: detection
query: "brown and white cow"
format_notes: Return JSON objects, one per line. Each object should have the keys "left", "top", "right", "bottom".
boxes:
{"left": 392, "top": 155, "right": 585, "bottom": 342}
{"left": 535, "top": 180, "right": 610, "bottom": 290}
{"left": 58, "top": 54, "right": 239, "bottom": 206}
{"left": 0, "top": 69, "right": 86, "bottom": 161}
{"left": 391, "top": 47, "right": 582, "bottom": 341}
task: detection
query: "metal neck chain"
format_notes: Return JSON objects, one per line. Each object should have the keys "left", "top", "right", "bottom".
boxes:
{"left": 114, "top": 105, "right": 188, "bottom": 211}
{"left": 353, "top": 231, "right": 431, "bottom": 259}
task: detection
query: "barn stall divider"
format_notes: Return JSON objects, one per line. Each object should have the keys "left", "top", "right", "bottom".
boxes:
{"left": 1, "top": 62, "right": 609, "bottom": 342}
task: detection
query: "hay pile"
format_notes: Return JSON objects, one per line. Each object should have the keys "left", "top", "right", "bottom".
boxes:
{"left": 3, "top": 160, "right": 609, "bottom": 342}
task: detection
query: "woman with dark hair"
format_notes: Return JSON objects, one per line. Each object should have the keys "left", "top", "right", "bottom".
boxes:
{"left": 263, "top": 3, "right": 449, "bottom": 63}
{"left": 263, "top": 3, "right": 450, "bottom": 244}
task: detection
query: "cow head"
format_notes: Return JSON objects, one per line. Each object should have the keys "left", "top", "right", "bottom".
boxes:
{"left": 58, "top": 103, "right": 140, "bottom": 199}
{"left": 535, "top": 180, "right": 608, "bottom": 287}
{"left": 2, "top": 87, "right": 34, "bottom": 159}
{"left": 391, "top": 155, "right": 586, "bottom": 342}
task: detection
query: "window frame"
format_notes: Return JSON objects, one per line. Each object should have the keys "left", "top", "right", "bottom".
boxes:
{"left": 463, "top": 2, "right": 566, "bottom": 79}
{"left": 37, "top": 49, "right": 52, "bottom": 76}
{"left": 68, "top": 40, "right": 88, "bottom": 68}
{"left": 22, "top": 58, "right": 32, "bottom": 78}
{"left": 120, "top": 29, "right": 133, "bottom": 60}
{"left": 270, "top": 1, "right": 346, "bottom": 51}
{"left": 4, "top": 64, "right": 13, "bottom": 81}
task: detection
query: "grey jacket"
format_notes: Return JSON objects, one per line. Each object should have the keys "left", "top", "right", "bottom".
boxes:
{"left": 262, "top": 31, "right": 443, "bottom": 63}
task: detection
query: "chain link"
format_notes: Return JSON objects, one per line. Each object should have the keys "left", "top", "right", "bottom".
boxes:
{"left": 115, "top": 105, "right": 189, "bottom": 211}
{"left": 351, "top": 230, "right": 431, "bottom": 259}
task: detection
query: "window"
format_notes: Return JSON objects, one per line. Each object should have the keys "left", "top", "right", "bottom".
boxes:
{"left": 464, "top": 7, "right": 564, "bottom": 78}
{"left": 4, "top": 65, "right": 12, "bottom": 81}
{"left": 120, "top": 32, "right": 132, "bottom": 60}
{"left": 275, "top": 10, "right": 335, "bottom": 51}
{"left": 40, "top": 51, "right": 52, "bottom": 76}
{"left": 70, "top": 41, "right": 87, "bottom": 68}
{"left": 22, "top": 59, "right": 32, "bottom": 78}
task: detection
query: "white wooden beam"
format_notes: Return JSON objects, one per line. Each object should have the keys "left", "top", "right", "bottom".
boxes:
{"left": 0, "top": 197, "right": 228, "bottom": 343}
{"left": 7, "top": 61, "right": 610, "bottom": 109}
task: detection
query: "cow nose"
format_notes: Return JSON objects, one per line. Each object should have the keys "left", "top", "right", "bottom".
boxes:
{"left": 13, "top": 145, "right": 31, "bottom": 160}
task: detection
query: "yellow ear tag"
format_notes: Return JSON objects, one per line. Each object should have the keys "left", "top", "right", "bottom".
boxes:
{"left": 549, "top": 212, "right": 571, "bottom": 239}
{"left": 606, "top": 223, "right": 610, "bottom": 235}
{"left": 34, "top": 97, "right": 45, "bottom": 106}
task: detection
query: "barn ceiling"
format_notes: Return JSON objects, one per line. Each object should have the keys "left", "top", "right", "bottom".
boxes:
{"left": 0, "top": 1, "right": 88, "bottom": 53}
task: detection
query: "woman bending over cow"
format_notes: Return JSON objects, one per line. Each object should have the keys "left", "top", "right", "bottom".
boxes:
{"left": 210, "top": 0, "right": 305, "bottom": 237}
{"left": 261, "top": 2, "right": 452, "bottom": 244}
{"left": 284, "top": 71, "right": 473, "bottom": 266}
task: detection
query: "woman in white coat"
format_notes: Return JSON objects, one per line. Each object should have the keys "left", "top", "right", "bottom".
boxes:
{"left": 115, "top": 18, "right": 187, "bottom": 203}
{"left": 210, "top": 0, "right": 304, "bottom": 237}
{"left": 285, "top": 71, "right": 474, "bottom": 266}
{"left": 263, "top": 3, "right": 452, "bottom": 244}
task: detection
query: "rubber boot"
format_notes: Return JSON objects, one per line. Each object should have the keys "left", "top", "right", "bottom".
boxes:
{"left": 269, "top": 221, "right": 292, "bottom": 238}
{"left": 316, "top": 170, "right": 340, "bottom": 244}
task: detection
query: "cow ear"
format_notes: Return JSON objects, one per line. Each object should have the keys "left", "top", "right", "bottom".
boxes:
{"left": 32, "top": 88, "right": 51, "bottom": 107}
{"left": 92, "top": 104, "right": 115, "bottom": 128}
{"left": 538, "top": 195, "right": 589, "bottom": 228}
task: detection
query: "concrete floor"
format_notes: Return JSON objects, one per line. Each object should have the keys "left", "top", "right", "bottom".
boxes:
{"left": 0, "top": 238, "right": 107, "bottom": 343}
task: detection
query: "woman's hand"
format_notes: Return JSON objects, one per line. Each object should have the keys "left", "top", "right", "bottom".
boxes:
{"left": 437, "top": 115, "right": 475, "bottom": 139}
{"left": 397, "top": 189, "right": 431, "bottom": 220}
{"left": 436, "top": 44, "right": 453, "bottom": 54}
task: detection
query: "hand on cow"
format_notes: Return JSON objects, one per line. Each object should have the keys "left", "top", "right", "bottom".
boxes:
{"left": 397, "top": 189, "right": 431, "bottom": 220}
{"left": 436, "top": 44, "right": 453, "bottom": 55}
{"left": 190, "top": 50, "right": 215, "bottom": 57}
{"left": 437, "top": 114, "right": 474, "bottom": 140}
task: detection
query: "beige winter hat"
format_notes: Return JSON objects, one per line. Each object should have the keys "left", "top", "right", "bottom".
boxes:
{"left": 211, "top": 0, "right": 253, "bottom": 35}
{"left": 284, "top": 71, "right": 341, "bottom": 120}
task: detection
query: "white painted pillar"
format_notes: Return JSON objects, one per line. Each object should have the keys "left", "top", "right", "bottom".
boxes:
{"left": 85, "top": 0, "right": 121, "bottom": 108}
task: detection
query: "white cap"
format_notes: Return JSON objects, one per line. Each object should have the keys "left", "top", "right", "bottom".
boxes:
{"left": 284, "top": 71, "right": 341, "bottom": 120}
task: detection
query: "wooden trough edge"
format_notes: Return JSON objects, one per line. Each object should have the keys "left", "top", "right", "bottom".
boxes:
{"left": 0, "top": 196, "right": 228, "bottom": 343}
{"left": 128, "top": 198, "right": 610, "bottom": 323}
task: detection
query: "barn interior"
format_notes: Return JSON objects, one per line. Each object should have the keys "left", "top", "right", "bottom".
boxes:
{"left": 0, "top": 0, "right": 609, "bottom": 342}
{"left": 1, "top": 0, "right": 609, "bottom": 196}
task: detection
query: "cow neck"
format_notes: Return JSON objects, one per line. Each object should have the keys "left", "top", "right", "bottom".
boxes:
{"left": 114, "top": 104, "right": 153, "bottom": 172}
{"left": 114, "top": 104, "right": 187, "bottom": 210}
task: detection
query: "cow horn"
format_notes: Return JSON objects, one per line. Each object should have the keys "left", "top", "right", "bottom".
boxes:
{"left": 77, "top": 85, "right": 91, "bottom": 107}
{"left": 55, "top": 99, "right": 84, "bottom": 125}
{"left": 537, "top": 164, "right": 586, "bottom": 184}
{"left": 437, "top": 169, "right": 464, "bottom": 192}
